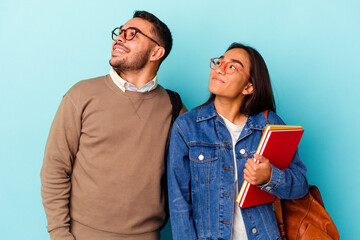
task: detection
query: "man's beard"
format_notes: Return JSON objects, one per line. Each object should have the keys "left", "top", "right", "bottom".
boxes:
{"left": 110, "top": 48, "right": 151, "bottom": 72}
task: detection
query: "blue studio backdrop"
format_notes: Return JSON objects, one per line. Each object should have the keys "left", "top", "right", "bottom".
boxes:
{"left": 1, "top": 0, "right": 359, "bottom": 239}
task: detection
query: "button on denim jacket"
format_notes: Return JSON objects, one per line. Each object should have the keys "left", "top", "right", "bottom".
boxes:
{"left": 167, "top": 102, "right": 308, "bottom": 240}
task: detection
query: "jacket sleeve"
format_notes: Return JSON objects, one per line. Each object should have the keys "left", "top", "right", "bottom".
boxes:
{"left": 40, "top": 94, "right": 81, "bottom": 240}
{"left": 260, "top": 112, "right": 309, "bottom": 199}
{"left": 167, "top": 122, "right": 197, "bottom": 240}
{"left": 260, "top": 149, "right": 309, "bottom": 199}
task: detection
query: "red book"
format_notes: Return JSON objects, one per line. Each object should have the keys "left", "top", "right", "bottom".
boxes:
{"left": 236, "top": 125, "right": 304, "bottom": 208}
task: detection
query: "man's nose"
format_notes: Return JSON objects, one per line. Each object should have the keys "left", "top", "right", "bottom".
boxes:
{"left": 115, "top": 32, "right": 126, "bottom": 43}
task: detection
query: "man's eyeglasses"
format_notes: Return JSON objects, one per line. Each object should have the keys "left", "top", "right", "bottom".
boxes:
{"left": 210, "top": 57, "right": 250, "bottom": 79}
{"left": 112, "top": 26, "right": 160, "bottom": 46}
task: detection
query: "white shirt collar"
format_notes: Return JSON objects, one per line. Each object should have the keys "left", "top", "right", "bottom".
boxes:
{"left": 109, "top": 68, "right": 158, "bottom": 92}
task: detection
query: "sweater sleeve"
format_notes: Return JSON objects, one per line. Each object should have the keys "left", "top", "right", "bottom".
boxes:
{"left": 41, "top": 94, "right": 81, "bottom": 240}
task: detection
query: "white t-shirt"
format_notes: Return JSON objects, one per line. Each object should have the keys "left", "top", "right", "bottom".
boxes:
{"left": 220, "top": 114, "right": 248, "bottom": 240}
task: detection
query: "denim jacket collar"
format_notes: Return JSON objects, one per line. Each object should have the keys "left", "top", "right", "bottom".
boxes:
{"left": 197, "top": 101, "right": 268, "bottom": 131}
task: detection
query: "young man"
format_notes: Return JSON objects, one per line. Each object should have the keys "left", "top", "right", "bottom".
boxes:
{"left": 41, "top": 11, "right": 185, "bottom": 240}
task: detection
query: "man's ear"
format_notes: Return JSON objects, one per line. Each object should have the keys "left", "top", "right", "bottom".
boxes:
{"left": 242, "top": 82, "right": 254, "bottom": 95}
{"left": 150, "top": 46, "right": 165, "bottom": 62}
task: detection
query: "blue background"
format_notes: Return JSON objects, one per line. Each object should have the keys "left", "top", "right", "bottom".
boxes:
{"left": 1, "top": 0, "right": 359, "bottom": 239}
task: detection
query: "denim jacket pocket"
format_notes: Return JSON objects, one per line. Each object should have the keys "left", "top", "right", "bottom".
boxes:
{"left": 236, "top": 150, "right": 255, "bottom": 160}
{"left": 189, "top": 144, "right": 219, "bottom": 184}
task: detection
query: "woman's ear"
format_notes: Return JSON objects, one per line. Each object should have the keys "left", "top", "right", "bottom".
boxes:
{"left": 150, "top": 46, "right": 165, "bottom": 62}
{"left": 242, "top": 82, "right": 254, "bottom": 95}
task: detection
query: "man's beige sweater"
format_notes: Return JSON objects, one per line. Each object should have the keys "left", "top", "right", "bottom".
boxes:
{"left": 41, "top": 75, "right": 178, "bottom": 240}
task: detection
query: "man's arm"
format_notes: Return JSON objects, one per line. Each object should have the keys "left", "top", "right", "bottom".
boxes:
{"left": 41, "top": 94, "right": 81, "bottom": 240}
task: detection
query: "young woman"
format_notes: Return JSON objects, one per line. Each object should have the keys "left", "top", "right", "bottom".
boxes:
{"left": 167, "top": 43, "right": 308, "bottom": 240}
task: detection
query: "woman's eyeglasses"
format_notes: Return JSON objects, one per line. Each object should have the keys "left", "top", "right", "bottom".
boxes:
{"left": 210, "top": 57, "right": 250, "bottom": 79}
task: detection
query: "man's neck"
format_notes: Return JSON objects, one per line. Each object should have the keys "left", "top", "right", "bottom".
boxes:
{"left": 116, "top": 68, "right": 157, "bottom": 89}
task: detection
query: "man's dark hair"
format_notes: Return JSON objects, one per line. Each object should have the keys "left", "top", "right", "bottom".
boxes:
{"left": 133, "top": 10, "right": 172, "bottom": 61}
{"left": 201, "top": 42, "right": 276, "bottom": 116}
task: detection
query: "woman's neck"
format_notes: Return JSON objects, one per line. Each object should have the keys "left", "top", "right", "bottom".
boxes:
{"left": 214, "top": 96, "right": 248, "bottom": 125}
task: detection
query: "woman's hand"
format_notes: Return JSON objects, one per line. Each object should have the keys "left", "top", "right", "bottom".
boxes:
{"left": 243, "top": 154, "right": 272, "bottom": 185}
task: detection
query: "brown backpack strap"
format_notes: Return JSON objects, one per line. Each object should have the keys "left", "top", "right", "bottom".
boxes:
{"left": 274, "top": 198, "right": 286, "bottom": 239}
{"left": 309, "top": 185, "right": 325, "bottom": 207}
{"left": 264, "top": 110, "right": 269, "bottom": 121}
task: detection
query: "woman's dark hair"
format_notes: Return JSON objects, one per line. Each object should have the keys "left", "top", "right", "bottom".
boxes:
{"left": 202, "top": 42, "right": 276, "bottom": 116}
{"left": 133, "top": 10, "right": 172, "bottom": 61}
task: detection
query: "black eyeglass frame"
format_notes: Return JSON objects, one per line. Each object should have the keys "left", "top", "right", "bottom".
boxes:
{"left": 112, "top": 26, "right": 161, "bottom": 46}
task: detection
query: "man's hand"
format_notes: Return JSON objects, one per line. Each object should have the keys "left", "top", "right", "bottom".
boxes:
{"left": 243, "top": 154, "right": 272, "bottom": 185}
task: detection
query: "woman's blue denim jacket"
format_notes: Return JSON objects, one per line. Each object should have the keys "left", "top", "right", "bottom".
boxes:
{"left": 167, "top": 102, "right": 308, "bottom": 240}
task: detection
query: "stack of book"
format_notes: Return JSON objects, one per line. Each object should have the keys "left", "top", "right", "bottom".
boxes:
{"left": 236, "top": 124, "right": 304, "bottom": 208}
